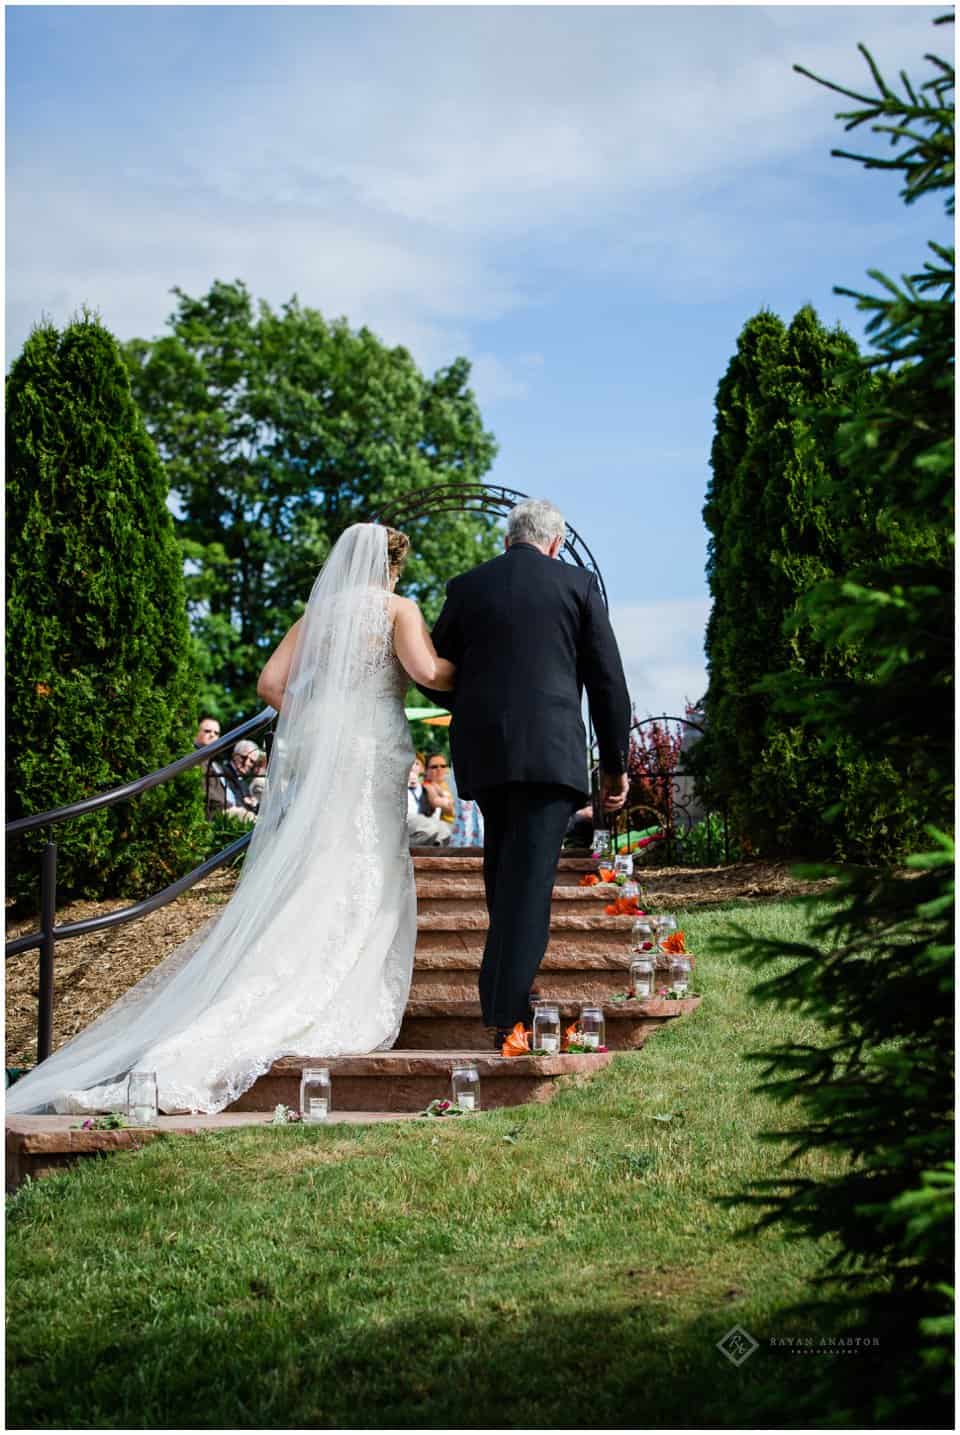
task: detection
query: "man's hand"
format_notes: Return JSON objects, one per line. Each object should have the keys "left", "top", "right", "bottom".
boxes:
{"left": 600, "top": 771, "right": 629, "bottom": 813}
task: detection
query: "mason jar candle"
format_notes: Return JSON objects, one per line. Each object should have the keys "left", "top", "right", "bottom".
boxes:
{"left": 451, "top": 1061, "right": 481, "bottom": 1112}
{"left": 532, "top": 1002, "right": 561, "bottom": 1054}
{"left": 591, "top": 829, "right": 613, "bottom": 863}
{"left": 652, "top": 912, "right": 678, "bottom": 951}
{"left": 631, "top": 917, "right": 656, "bottom": 953}
{"left": 126, "top": 1070, "right": 158, "bottom": 1126}
{"left": 630, "top": 956, "right": 655, "bottom": 998}
{"left": 668, "top": 956, "right": 693, "bottom": 996}
{"left": 300, "top": 1067, "right": 332, "bottom": 1123}
{"left": 579, "top": 1005, "right": 606, "bottom": 1050}
{"left": 613, "top": 852, "right": 634, "bottom": 879}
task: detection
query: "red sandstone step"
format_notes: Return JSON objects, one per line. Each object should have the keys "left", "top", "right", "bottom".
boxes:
{"left": 398, "top": 997, "right": 700, "bottom": 1051}
{"left": 417, "top": 912, "right": 635, "bottom": 935}
{"left": 413, "top": 851, "right": 598, "bottom": 887}
{"left": 228, "top": 1048, "right": 612, "bottom": 1115}
{"left": 411, "top": 950, "right": 634, "bottom": 1002}
{"left": 5, "top": 1111, "right": 419, "bottom": 1193}
{"left": 415, "top": 877, "right": 615, "bottom": 916}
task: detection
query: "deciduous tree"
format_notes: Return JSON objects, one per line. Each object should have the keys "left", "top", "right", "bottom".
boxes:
{"left": 124, "top": 282, "right": 501, "bottom": 721}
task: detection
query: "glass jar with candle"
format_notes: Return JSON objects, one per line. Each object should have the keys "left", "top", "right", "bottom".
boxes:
{"left": 532, "top": 1002, "right": 561, "bottom": 1054}
{"left": 613, "top": 851, "right": 634, "bottom": 879}
{"left": 579, "top": 1005, "right": 606, "bottom": 1050}
{"left": 630, "top": 956, "right": 655, "bottom": 998}
{"left": 652, "top": 912, "right": 678, "bottom": 951}
{"left": 451, "top": 1061, "right": 481, "bottom": 1112}
{"left": 590, "top": 829, "right": 613, "bottom": 863}
{"left": 300, "top": 1067, "right": 332, "bottom": 1123}
{"left": 126, "top": 1070, "right": 158, "bottom": 1126}
{"left": 668, "top": 956, "right": 693, "bottom": 996}
{"left": 631, "top": 917, "right": 656, "bottom": 953}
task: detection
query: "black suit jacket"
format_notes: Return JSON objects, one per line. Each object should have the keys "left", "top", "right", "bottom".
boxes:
{"left": 418, "top": 543, "right": 631, "bottom": 801}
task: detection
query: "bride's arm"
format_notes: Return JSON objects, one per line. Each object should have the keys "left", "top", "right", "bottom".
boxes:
{"left": 391, "top": 597, "right": 456, "bottom": 691}
{"left": 256, "top": 618, "right": 303, "bottom": 711}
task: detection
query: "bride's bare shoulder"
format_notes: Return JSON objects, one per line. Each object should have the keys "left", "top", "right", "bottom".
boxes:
{"left": 388, "top": 594, "right": 419, "bottom": 623}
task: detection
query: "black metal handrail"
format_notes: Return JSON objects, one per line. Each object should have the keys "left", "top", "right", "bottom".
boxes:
{"left": 6, "top": 707, "right": 276, "bottom": 1063}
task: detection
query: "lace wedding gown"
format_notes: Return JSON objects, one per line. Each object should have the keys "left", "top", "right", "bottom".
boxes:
{"left": 7, "top": 528, "right": 418, "bottom": 1116}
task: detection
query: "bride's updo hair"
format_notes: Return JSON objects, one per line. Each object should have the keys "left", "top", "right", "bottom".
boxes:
{"left": 385, "top": 526, "right": 411, "bottom": 578}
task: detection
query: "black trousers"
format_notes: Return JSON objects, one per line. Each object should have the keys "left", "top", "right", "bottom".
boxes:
{"left": 473, "top": 782, "right": 581, "bottom": 1030}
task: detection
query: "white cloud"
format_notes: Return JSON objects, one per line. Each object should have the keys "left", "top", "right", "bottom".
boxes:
{"left": 6, "top": 6, "right": 944, "bottom": 371}
{"left": 609, "top": 598, "right": 711, "bottom": 720}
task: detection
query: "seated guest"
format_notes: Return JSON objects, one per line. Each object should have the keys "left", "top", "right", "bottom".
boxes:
{"left": 194, "top": 715, "right": 221, "bottom": 748}
{"left": 204, "top": 739, "right": 258, "bottom": 824}
{"left": 423, "top": 752, "right": 456, "bottom": 826}
{"left": 248, "top": 749, "right": 268, "bottom": 803}
{"left": 194, "top": 714, "right": 235, "bottom": 820}
{"left": 563, "top": 800, "right": 594, "bottom": 850}
{"left": 407, "top": 755, "right": 450, "bottom": 846}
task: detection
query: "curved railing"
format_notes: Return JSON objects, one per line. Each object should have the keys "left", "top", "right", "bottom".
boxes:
{"left": 5, "top": 707, "right": 277, "bottom": 1063}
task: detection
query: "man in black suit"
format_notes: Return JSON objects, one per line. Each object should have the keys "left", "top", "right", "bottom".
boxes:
{"left": 419, "top": 498, "right": 631, "bottom": 1046}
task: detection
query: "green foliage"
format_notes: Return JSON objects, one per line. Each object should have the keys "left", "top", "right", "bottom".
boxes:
{"left": 718, "top": 836, "right": 954, "bottom": 1425}
{"left": 6, "top": 314, "right": 209, "bottom": 909}
{"left": 677, "top": 812, "right": 726, "bottom": 867}
{"left": 697, "top": 302, "right": 925, "bottom": 860}
{"left": 124, "top": 281, "right": 502, "bottom": 722}
{"left": 5, "top": 899, "right": 910, "bottom": 1430}
{"left": 719, "top": 20, "right": 954, "bottom": 1426}
{"left": 199, "top": 810, "right": 256, "bottom": 867}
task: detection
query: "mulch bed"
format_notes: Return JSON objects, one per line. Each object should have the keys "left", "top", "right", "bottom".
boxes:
{"left": 5, "top": 859, "right": 833, "bottom": 1068}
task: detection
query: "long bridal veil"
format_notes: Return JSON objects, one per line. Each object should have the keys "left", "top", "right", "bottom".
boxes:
{"left": 7, "top": 523, "right": 412, "bottom": 1115}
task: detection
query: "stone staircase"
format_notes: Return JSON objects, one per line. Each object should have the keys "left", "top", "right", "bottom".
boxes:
{"left": 7, "top": 849, "right": 700, "bottom": 1188}
{"left": 230, "top": 848, "right": 696, "bottom": 1110}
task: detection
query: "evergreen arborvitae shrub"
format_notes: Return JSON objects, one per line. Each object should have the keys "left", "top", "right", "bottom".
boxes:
{"left": 6, "top": 314, "right": 209, "bottom": 911}
{"left": 698, "top": 303, "right": 925, "bottom": 860}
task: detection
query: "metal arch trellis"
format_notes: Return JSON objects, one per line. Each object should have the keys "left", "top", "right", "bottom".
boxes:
{"left": 374, "top": 483, "right": 609, "bottom": 610}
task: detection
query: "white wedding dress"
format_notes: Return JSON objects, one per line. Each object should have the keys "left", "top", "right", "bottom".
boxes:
{"left": 7, "top": 525, "right": 417, "bottom": 1116}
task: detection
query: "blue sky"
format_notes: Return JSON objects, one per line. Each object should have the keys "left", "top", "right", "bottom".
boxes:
{"left": 6, "top": 3, "right": 950, "bottom": 717}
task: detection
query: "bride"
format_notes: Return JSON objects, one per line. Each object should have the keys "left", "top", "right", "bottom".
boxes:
{"left": 7, "top": 523, "right": 455, "bottom": 1115}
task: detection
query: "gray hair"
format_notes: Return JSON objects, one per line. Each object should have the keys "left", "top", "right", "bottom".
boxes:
{"left": 506, "top": 498, "right": 566, "bottom": 550}
{"left": 232, "top": 739, "right": 258, "bottom": 759}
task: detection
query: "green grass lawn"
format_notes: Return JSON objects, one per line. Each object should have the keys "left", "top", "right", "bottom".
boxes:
{"left": 7, "top": 900, "right": 887, "bottom": 1429}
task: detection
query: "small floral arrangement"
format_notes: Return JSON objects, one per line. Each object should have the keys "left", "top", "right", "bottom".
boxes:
{"left": 420, "top": 1098, "right": 466, "bottom": 1117}
{"left": 271, "top": 1104, "right": 303, "bottom": 1124}
{"left": 561, "top": 1020, "right": 608, "bottom": 1054}
{"left": 579, "top": 873, "right": 601, "bottom": 887}
{"left": 604, "top": 895, "right": 643, "bottom": 916}
{"left": 501, "top": 1022, "right": 531, "bottom": 1056}
{"left": 656, "top": 984, "right": 701, "bottom": 1000}
{"left": 71, "top": 1111, "right": 131, "bottom": 1130}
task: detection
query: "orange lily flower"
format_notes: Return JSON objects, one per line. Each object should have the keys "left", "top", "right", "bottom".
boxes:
{"left": 502, "top": 1022, "right": 531, "bottom": 1056}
